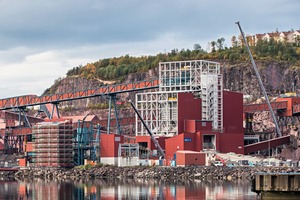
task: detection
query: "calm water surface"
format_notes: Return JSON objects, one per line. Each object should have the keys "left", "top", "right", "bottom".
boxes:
{"left": 0, "top": 179, "right": 257, "bottom": 200}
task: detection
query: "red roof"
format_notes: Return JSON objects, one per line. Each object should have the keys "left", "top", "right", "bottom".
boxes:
{"left": 255, "top": 34, "right": 265, "bottom": 38}
{"left": 267, "top": 32, "right": 279, "bottom": 37}
{"left": 280, "top": 31, "right": 291, "bottom": 36}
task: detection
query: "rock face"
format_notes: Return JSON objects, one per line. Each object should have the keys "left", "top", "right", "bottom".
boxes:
{"left": 222, "top": 61, "right": 300, "bottom": 98}
{"left": 51, "top": 61, "right": 300, "bottom": 107}
{"left": 52, "top": 69, "right": 158, "bottom": 115}
{"left": 51, "top": 60, "right": 300, "bottom": 126}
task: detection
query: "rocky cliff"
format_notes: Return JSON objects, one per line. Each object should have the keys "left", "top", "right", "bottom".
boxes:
{"left": 52, "top": 60, "right": 300, "bottom": 109}
{"left": 49, "top": 60, "right": 300, "bottom": 133}
{"left": 222, "top": 61, "right": 300, "bottom": 98}
{"left": 52, "top": 69, "right": 158, "bottom": 117}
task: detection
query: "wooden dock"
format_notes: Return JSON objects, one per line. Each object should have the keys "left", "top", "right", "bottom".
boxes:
{"left": 252, "top": 172, "right": 300, "bottom": 199}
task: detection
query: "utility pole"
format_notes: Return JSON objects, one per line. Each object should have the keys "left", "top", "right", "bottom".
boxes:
{"left": 235, "top": 21, "right": 282, "bottom": 137}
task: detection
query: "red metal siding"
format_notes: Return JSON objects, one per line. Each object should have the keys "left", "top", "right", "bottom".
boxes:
{"left": 184, "top": 120, "right": 196, "bottom": 133}
{"left": 157, "top": 137, "right": 167, "bottom": 150}
{"left": 223, "top": 91, "right": 243, "bottom": 133}
{"left": 196, "top": 120, "right": 213, "bottom": 131}
{"left": 135, "top": 136, "right": 167, "bottom": 151}
{"left": 275, "top": 97, "right": 300, "bottom": 116}
{"left": 291, "top": 97, "right": 300, "bottom": 115}
{"left": 276, "top": 97, "right": 293, "bottom": 116}
{"left": 185, "top": 120, "right": 213, "bottom": 132}
{"left": 195, "top": 132, "right": 202, "bottom": 152}
{"left": 182, "top": 132, "right": 196, "bottom": 151}
{"left": 165, "top": 134, "right": 184, "bottom": 161}
{"left": 219, "top": 133, "right": 244, "bottom": 154}
{"left": 165, "top": 133, "right": 198, "bottom": 165}
{"left": 100, "top": 134, "right": 124, "bottom": 157}
{"left": 177, "top": 93, "right": 202, "bottom": 134}
{"left": 221, "top": 91, "right": 244, "bottom": 154}
{"left": 176, "top": 151, "right": 205, "bottom": 166}
{"left": 244, "top": 135, "right": 290, "bottom": 154}
{"left": 136, "top": 136, "right": 152, "bottom": 149}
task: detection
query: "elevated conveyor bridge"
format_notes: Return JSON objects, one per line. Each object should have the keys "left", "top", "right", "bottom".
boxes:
{"left": 0, "top": 80, "right": 159, "bottom": 154}
{"left": 0, "top": 79, "right": 159, "bottom": 110}
{"left": 243, "top": 101, "right": 288, "bottom": 113}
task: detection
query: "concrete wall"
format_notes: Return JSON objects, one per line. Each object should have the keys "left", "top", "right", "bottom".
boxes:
{"left": 118, "top": 157, "right": 139, "bottom": 167}
{"left": 100, "top": 157, "right": 118, "bottom": 166}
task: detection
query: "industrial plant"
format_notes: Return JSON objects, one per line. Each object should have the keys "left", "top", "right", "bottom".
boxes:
{"left": 0, "top": 59, "right": 299, "bottom": 168}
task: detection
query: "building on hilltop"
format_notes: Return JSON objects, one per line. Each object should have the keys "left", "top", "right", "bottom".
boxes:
{"left": 240, "top": 29, "right": 300, "bottom": 46}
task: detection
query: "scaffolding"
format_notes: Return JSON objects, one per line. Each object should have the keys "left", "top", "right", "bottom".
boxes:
{"left": 136, "top": 60, "right": 223, "bottom": 136}
{"left": 33, "top": 120, "right": 74, "bottom": 167}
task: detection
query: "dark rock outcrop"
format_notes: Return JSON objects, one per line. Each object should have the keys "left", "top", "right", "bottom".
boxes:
{"left": 13, "top": 165, "right": 300, "bottom": 182}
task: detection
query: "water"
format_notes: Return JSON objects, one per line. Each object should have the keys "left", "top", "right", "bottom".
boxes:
{"left": 0, "top": 179, "right": 257, "bottom": 200}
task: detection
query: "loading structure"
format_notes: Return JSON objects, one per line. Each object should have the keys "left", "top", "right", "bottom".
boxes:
{"left": 135, "top": 60, "right": 223, "bottom": 137}
{"left": 33, "top": 120, "right": 74, "bottom": 167}
{"left": 0, "top": 80, "right": 159, "bottom": 156}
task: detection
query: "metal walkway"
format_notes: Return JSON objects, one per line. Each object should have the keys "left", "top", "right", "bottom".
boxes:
{"left": 244, "top": 135, "right": 291, "bottom": 154}
{"left": 243, "top": 101, "right": 288, "bottom": 113}
{"left": 0, "top": 79, "right": 159, "bottom": 110}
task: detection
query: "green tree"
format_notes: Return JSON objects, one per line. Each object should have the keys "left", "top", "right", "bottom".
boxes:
{"left": 193, "top": 44, "right": 202, "bottom": 51}
{"left": 231, "top": 36, "right": 238, "bottom": 48}
{"left": 211, "top": 41, "right": 217, "bottom": 52}
{"left": 217, "top": 38, "right": 225, "bottom": 51}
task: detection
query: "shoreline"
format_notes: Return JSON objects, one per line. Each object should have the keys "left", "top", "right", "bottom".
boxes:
{"left": 0, "top": 165, "right": 298, "bottom": 182}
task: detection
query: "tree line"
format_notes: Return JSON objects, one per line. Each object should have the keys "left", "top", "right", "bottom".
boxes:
{"left": 64, "top": 38, "right": 300, "bottom": 84}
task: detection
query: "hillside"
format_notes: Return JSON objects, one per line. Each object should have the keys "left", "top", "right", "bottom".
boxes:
{"left": 43, "top": 40, "right": 300, "bottom": 115}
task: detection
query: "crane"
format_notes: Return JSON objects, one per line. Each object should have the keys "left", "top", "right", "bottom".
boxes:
{"left": 235, "top": 21, "right": 282, "bottom": 138}
{"left": 129, "top": 101, "right": 165, "bottom": 159}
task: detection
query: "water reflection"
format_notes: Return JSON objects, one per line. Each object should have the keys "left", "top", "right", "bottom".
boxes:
{"left": 1, "top": 178, "right": 257, "bottom": 200}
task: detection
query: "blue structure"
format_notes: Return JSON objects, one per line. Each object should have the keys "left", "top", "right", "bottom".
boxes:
{"left": 74, "top": 120, "right": 101, "bottom": 166}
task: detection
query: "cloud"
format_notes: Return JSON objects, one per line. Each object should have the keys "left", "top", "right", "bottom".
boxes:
{"left": 0, "top": 0, "right": 299, "bottom": 98}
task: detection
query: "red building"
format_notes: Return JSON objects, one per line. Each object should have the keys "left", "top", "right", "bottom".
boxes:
{"left": 100, "top": 134, "right": 124, "bottom": 165}
{"left": 135, "top": 90, "right": 244, "bottom": 166}
{"left": 100, "top": 90, "right": 244, "bottom": 166}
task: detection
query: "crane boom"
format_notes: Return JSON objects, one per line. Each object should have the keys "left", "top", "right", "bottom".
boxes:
{"left": 235, "top": 21, "right": 282, "bottom": 137}
{"left": 129, "top": 101, "right": 165, "bottom": 159}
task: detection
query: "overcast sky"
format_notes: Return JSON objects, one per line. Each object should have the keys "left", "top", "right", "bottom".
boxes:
{"left": 0, "top": 0, "right": 299, "bottom": 98}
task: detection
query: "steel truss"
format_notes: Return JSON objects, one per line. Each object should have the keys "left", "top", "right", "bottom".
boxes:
{"left": 136, "top": 60, "right": 223, "bottom": 137}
